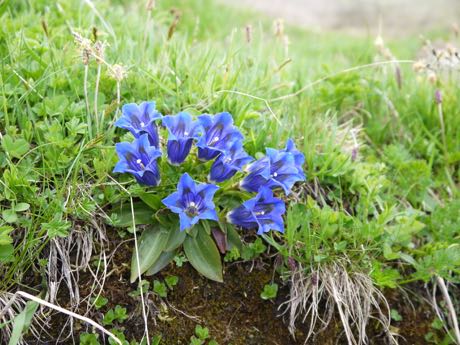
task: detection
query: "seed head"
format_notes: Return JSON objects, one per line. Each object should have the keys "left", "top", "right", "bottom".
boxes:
{"left": 108, "top": 64, "right": 127, "bottom": 82}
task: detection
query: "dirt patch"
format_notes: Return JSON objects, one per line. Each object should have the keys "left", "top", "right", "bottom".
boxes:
{"left": 28, "top": 229, "right": 440, "bottom": 345}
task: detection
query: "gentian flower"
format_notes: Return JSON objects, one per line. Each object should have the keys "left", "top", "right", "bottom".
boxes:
{"left": 240, "top": 145, "right": 305, "bottom": 194}
{"left": 162, "top": 173, "right": 219, "bottom": 231}
{"left": 114, "top": 101, "right": 162, "bottom": 147}
{"left": 162, "top": 112, "right": 202, "bottom": 165}
{"left": 196, "top": 112, "right": 243, "bottom": 161}
{"left": 227, "top": 187, "right": 285, "bottom": 234}
{"left": 209, "top": 140, "right": 253, "bottom": 183}
{"left": 113, "top": 134, "right": 162, "bottom": 186}
{"left": 282, "top": 139, "right": 306, "bottom": 179}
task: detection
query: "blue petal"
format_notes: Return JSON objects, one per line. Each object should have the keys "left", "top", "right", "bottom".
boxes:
{"left": 199, "top": 209, "right": 219, "bottom": 222}
{"left": 177, "top": 173, "right": 197, "bottom": 196}
{"left": 167, "top": 138, "right": 194, "bottom": 165}
{"left": 196, "top": 183, "right": 219, "bottom": 203}
{"left": 162, "top": 192, "right": 183, "bottom": 214}
{"left": 227, "top": 206, "right": 257, "bottom": 229}
{"left": 179, "top": 212, "right": 193, "bottom": 231}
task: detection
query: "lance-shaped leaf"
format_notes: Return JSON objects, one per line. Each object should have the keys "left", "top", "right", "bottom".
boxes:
{"left": 183, "top": 228, "right": 223, "bottom": 282}
{"left": 130, "top": 226, "right": 169, "bottom": 283}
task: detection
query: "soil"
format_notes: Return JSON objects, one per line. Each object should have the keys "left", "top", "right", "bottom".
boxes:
{"left": 28, "top": 229, "right": 440, "bottom": 345}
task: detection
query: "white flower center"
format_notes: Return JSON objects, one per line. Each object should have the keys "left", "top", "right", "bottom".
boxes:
{"left": 211, "top": 136, "right": 220, "bottom": 144}
{"left": 136, "top": 159, "right": 142, "bottom": 164}
{"left": 140, "top": 121, "right": 145, "bottom": 127}
{"left": 184, "top": 131, "right": 189, "bottom": 136}
{"left": 254, "top": 211, "right": 265, "bottom": 216}
{"left": 271, "top": 172, "right": 278, "bottom": 178}
{"left": 189, "top": 201, "right": 196, "bottom": 207}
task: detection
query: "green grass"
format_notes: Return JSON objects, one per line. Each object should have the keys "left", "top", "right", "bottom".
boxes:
{"left": 0, "top": 0, "right": 459, "bottom": 343}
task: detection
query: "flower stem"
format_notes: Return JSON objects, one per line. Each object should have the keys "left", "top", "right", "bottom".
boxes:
{"left": 94, "top": 64, "right": 101, "bottom": 134}
{"left": 84, "top": 65, "right": 92, "bottom": 139}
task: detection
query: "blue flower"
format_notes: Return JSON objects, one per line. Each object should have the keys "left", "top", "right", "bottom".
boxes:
{"left": 227, "top": 187, "right": 285, "bottom": 234}
{"left": 240, "top": 144, "right": 305, "bottom": 194}
{"left": 162, "top": 112, "right": 202, "bottom": 165}
{"left": 114, "top": 101, "right": 162, "bottom": 147}
{"left": 113, "top": 134, "right": 162, "bottom": 186}
{"left": 196, "top": 112, "right": 243, "bottom": 161}
{"left": 282, "top": 139, "right": 306, "bottom": 179}
{"left": 162, "top": 173, "right": 219, "bottom": 231}
{"left": 209, "top": 140, "right": 253, "bottom": 183}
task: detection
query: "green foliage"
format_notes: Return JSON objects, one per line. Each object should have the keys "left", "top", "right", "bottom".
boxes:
{"left": 91, "top": 295, "right": 108, "bottom": 310}
{"left": 79, "top": 333, "right": 101, "bottom": 345}
{"left": 1, "top": 0, "right": 459, "bottom": 341}
{"left": 241, "top": 238, "right": 267, "bottom": 261}
{"left": 194, "top": 325, "right": 210, "bottom": 340}
{"left": 183, "top": 229, "right": 223, "bottom": 282}
{"left": 390, "top": 309, "right": 402, "bottom": 322}
{"left": 260, "top": 283, "right": 279, "bottom": 300}
{"left": 165, "top": 275, "right": 179, "bottom": 289}
{"left": 102, "top": 305, "right": 128, "bottom": 326}
{"left": 189, "top": 325, "right": 217, "bottom": 345}
{"left": 8, "top": 301, "right": 39, "bottom": 345}
{"left": 153, "top": 280, "right": 168, "bottom": 298}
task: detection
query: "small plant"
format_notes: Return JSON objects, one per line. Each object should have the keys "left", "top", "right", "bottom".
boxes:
{"left": 91, "top": 295, "right": 108, "bottom": 310}
{"left": 112, "top": 104, "right": 305, "bottom": 283}
{"left": 102, "top": 305, "right": 128, "bottom": 326}
{"left": 189, "top": 324, "right": 218, "bottom": 345}
{"left": 79, "top": 333, "right": 100, "bottom": 345}
{"left": 390, "top": 309, "right": 402, "bottom": 322}
{"left": 165, "top": 275, "right": 179, "bottom": 289}
{"left": 260, "top": 283, "right": 278, "bottom": 300}
{"left": 128, "top": 280, "right": 150, "bottom": 298}
{"left": 153, "top": 280, "right": 168, "bottom": 298}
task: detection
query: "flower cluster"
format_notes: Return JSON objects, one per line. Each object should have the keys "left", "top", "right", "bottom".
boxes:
{"left": 113, "top": 101, "right": 305, "bottom": 234}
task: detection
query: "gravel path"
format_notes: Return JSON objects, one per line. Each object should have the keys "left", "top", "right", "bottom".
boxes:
{"left": 221, "top": 0, "right": 460, "bottom": 36}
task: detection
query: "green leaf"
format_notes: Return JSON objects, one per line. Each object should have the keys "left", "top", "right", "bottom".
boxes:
{"left": 79, "top": 332, "right": 101, "bottom": 345}
{"left": 164, "top": 228, "right": 186, "bottom": 252}
{"left": 226, "top": 225, "right": 242, "bottom": 252}
{"left": 390, "top": 309, "right": 402, "bottom": 322}
{"left": 130, "top": 226, "right": 169, "bottom": 283}
{"left": 145, "top": 250, "right": 177, "bottom": 276}
{"left": 183, "top": 230, "right": 223, "bottom": 282}
{"left": 151, "top": 335, "right": 162, "bottom": 345}
{"left": 0, "top": 244, "right": 14, "bottom": 263}
{"left": 42, "top": 216, "right": 71, "bottom": 239}
{"left": 138, "top": 192, "right": 162, "bottom": 210}
{"left": 111, "top": 202, "right": 154, "bottom": 227}
{"left": 90, "top": 296, "right": 108, "bottom": 310}
{"left": 260, "top": 283, "right": 278, "bottom": 300}
{"left": 153, "top": 280, "right": 168, "bottom": 298}
{"left": 194, "top": 325, "right": 209, "bottom": 340}
{"left": 2, "top": 209, "right": 17, "bottom": 223}
{"left": 1, "top": 135, "right": 30, "bottom": 159}
{"left": 165, "top": 275, "right": 179, "bottom": 289}
{"left": 14, "top": 203, "right": 30, "bottom": 212}
{"left": 8, "top": 300, "right": 39, "bottom": 345}
{"left": 0, "top": 226, "right": 14, "bottom": 245}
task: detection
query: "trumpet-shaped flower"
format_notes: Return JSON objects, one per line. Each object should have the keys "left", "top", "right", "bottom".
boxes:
{"left": 162, "top": 173, "right": 219, "bottom": 231}
{"left": 162, "top": 112, "right": 202, "bottom": 165}
{"left": 196, "top": 112, "right": 243, "bottom": 161}
{"left": 113, "top": 134, "right": 162, "bottom": 186}
{"left": 227, "top": 187, "right": 285, "bottom": 234}
{"left": 240, "top": 144, "right": 305, "bottom": 194}
{"left": 209, "top": 140, "right": 253, "bottom": 183}
{"left": 282, "top": 139, "right": 305, "bottom": 179}
{"left": 115, "top": 101, "right": 162, "bottom": 147}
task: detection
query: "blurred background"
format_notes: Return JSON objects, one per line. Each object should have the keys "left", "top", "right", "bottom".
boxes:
{"left": 222, "top": 0, "right": 460, "bottom": 36}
